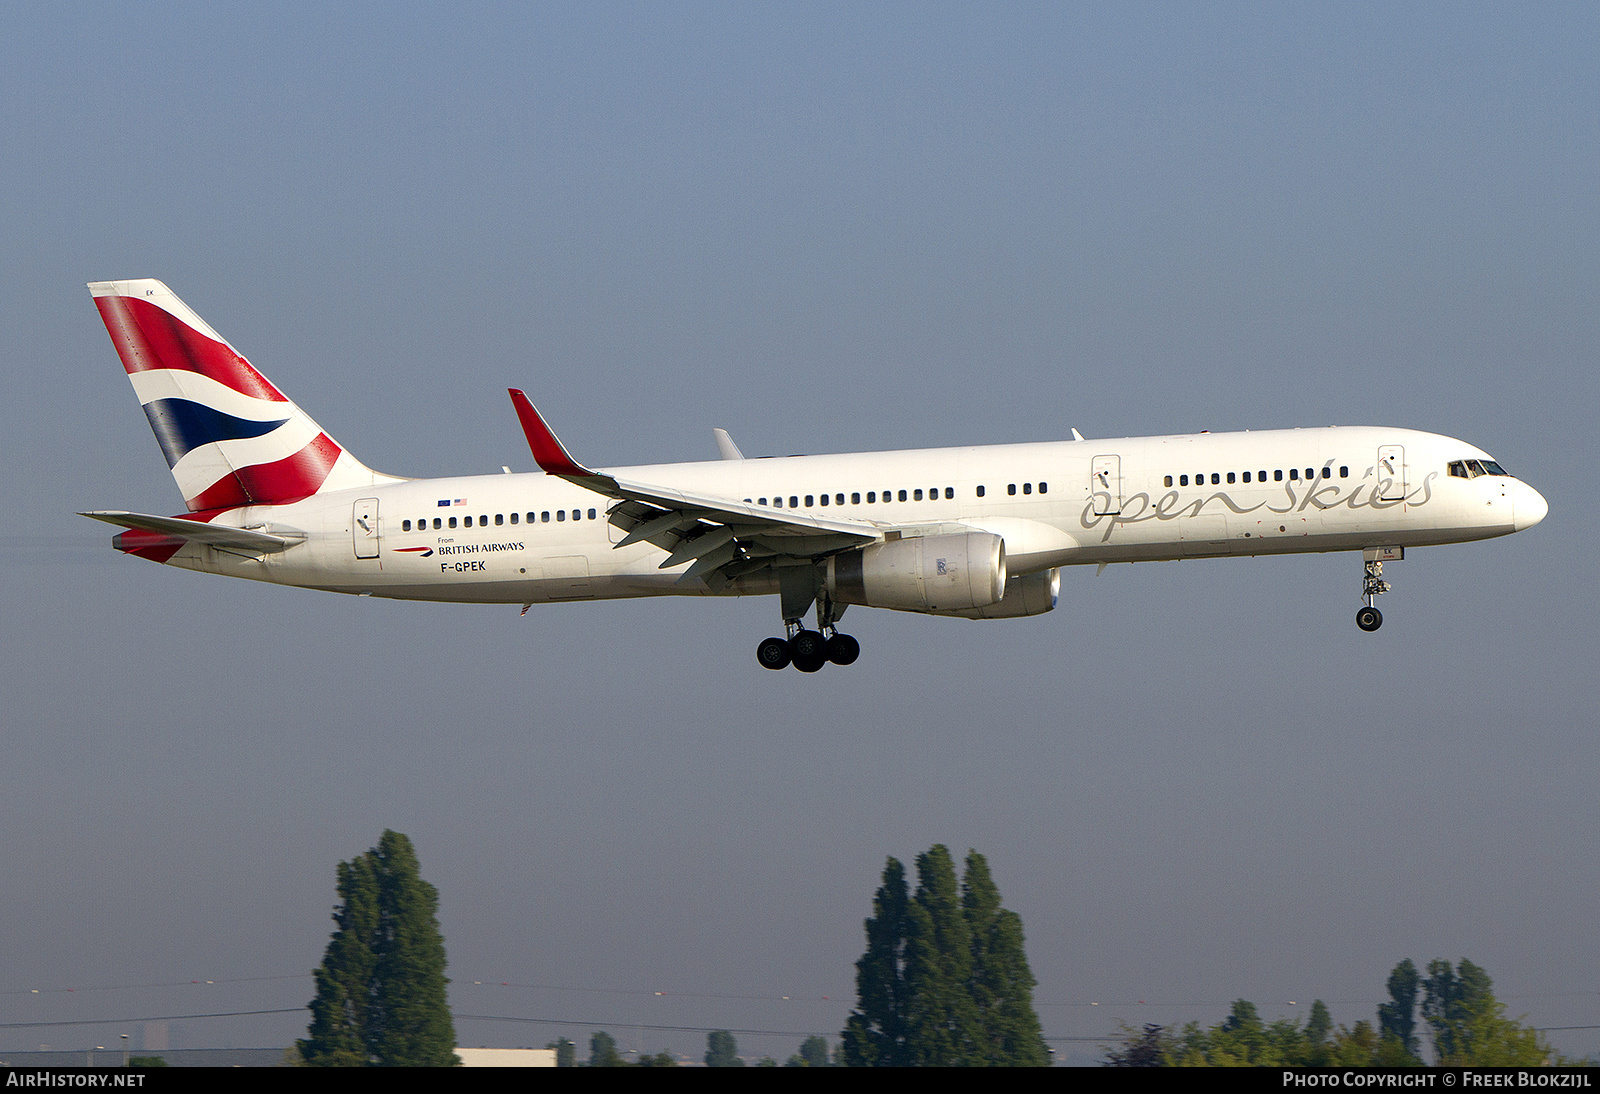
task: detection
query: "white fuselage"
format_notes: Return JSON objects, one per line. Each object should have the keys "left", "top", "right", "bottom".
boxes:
{"left": 157, "top": 425, "right": 1545, "bottom": 609}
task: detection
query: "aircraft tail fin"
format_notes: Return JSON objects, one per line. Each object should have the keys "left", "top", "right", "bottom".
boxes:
{"left": 88, "top": 279, "right": 397, "bottom": 512}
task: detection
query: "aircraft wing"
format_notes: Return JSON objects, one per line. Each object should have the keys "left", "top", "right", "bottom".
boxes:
{"left": 508, "top": 390, "right": 881, "bottom": 586}
{"left": 80, "top": 510, "right": 305, "bottom": 553}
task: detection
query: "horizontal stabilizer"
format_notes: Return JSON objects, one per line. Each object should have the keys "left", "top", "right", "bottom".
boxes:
{"left": 80, "top": 510, "right": 304, "bottom": 553}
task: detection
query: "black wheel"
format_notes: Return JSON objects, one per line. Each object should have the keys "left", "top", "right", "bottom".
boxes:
{"left": 790, "top": 629, "right": 826, "bottom": 660}
{"left": 826, "top": 633, "right": 860, "bottom": 666}
{"left": 792, "top": 650, "right": 826, "bottom": 672}
{"left": 757, "top": 636, "right": 791, "bottom": 669}
{"left": 1356, "top": 606, "right": 1383, "bottom": 632}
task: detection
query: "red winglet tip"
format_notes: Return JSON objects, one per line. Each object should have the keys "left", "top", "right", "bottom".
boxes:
{"left": 507, "top": 389, "right": 589, "bottom": 477}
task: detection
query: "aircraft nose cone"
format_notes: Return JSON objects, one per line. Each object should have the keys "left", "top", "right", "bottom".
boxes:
{"left": 1514, "top": 482, "right": 1548, "bottom": 531}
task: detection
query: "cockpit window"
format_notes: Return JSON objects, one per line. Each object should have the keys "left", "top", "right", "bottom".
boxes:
{"left": 1449, "top": 459, "right": 1511, "bottom": 479}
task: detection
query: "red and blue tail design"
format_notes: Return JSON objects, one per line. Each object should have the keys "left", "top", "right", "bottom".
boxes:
{"left": 89, "top": 280, "right": 393, "bottom": 512}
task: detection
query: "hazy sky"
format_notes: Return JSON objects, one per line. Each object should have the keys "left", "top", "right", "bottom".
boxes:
{"left": 3, "top": 2, "right": 1595, "bottom": 1064}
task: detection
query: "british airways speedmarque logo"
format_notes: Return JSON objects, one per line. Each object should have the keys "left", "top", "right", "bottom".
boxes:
{"left": 395, "top": 546, "right": 434, "bottom": 557}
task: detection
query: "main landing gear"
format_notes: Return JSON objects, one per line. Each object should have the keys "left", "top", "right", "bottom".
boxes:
{"left": 1356, "top": 550, "right": 1396, "bottom": 632}
{"left": 757, "top": 595, "right": 860, "bottom": 672}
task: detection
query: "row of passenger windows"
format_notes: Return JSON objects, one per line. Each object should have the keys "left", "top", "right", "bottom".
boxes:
{"left": 1163, "top": 467, "right": 1349, "bottom": 488}
{"left": 742, "top": 483, "right": 1047, "bottom": 507}
{"left": 401, "top": 509, "right": 597, "bottom": 532}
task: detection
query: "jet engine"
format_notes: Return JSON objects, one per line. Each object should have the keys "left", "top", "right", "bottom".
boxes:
{"left": 824, "top": 532, "right": 1006, "bottom": 613}
{"left": 930, "top": 567, "right": 1060, "bottom": 619}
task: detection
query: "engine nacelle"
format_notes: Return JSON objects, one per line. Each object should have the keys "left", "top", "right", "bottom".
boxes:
{"left": 825, "top": 532, "right": 1006, "bottom": 613}
{"left": 930, "top": 567, "right": 1060, "bottom": 619}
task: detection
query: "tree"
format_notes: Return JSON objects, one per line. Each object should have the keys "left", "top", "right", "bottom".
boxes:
{"left": 962, "top": 851, "right": 1048, "bottom": 1066}
{"left": 842, "top": 858, "right": 911, "bottom": 1066}
{"left": 843, "top": 846, "right": 1047, "bottom": 1066}
{"left": 588, "top": 1031, "right": 625, "bottom": 1067}
{"left": 1105, "top": 1024, "right": 1167, "bottom": 1066}
{"left": 788, "top": 1035, "right": 830, "bottom": 1067}
{"left": 1422, "top": 960, "right": 1549, "bottom": 1066}
{"left": 545, "top": 1038, "right": 576, "bottom": 1067}
{"left": 299, "top": 830, "right": 457, "bottom": 1066}
{"left": 1378, "top": 959, "right": 1421, "bottom": 1061}
{"left": 705, "top": 1029, "right": 743, "bottom": 1068}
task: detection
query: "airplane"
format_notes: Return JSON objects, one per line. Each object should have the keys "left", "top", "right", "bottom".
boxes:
{"left": 81, "top": 279, "right": 1548, "bottom": 671}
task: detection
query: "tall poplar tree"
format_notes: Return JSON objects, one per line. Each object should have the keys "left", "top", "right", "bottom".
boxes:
{"left": 843, "top": 846, "right": 1046, "bottom": 1066}
{"left": 299, "top": 830, "right": 457, "bottom": 1066}
{"left": 962, "top": 851, "right": 1048, "bottom": 1066}
{"left": 842, "top": 858, "right": 910, "bottom": 1066}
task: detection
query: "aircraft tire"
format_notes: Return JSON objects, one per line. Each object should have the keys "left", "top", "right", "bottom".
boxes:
{"left": 792, "top": 650, "right": 826, "bottom": 672}
{"left": 1356, "top": 606, "right": 1383, "bottom": 632}
{"left": 757, "top": 636, "right": 792, "bottom": 670}
{"left": 790, "top": 629, "right": 826, "bottom": 661}
{"left": 826, "top": 634, "right": 860, "bottom": 666}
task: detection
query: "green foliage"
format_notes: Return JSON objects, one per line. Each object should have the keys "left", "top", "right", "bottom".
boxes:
{"left": 1101, "top": 959, "right": 1550, "bottom": 1068}
{"left": 705, "top": 1029, "right": 743, "bottom": 1068}
{"left": 635, "top": 1051, "right": 678, "bottom": 1066}
{"left": 127, "top": 1056, "right": 166, "bottom": 1067}
{"left": 1378, "top": 959, "right": 1421, "bottom": 1059}
{"left": 589, "top": 1031, "right": 624, "bottom": 1067}
{"left": 1422, "top": 960, "right": 1550, "bottom": 1066}
{"left": 795, "top": 1035, "right": 830, "bottom": 1067}
{"left": 299, "top": 830, "right": 457, "bottom": 1067}
{"left": 843, "top": 846, "right": 1048, "bottom": 1066}
{"left": 545, "top": 1038, "right": 576, "bottom": 1067}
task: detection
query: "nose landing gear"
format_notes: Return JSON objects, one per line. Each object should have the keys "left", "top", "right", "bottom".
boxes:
{"left": 1357, "top": 548, "right": 1399, "bottom": 632}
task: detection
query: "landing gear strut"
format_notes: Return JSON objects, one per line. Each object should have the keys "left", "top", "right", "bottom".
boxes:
{"left": 756, "top": 578, "right": 861, "bottom": 671}
{"left": 1357, "top": 551, "right": 1395, "bottom": 632}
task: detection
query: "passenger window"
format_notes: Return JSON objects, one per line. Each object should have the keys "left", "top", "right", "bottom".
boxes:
{"left": 1022, "top": 483, "right": 1031, "bottom": 495}
{"left": 433, "top": 518, "right": 442, "bottom": 530}
{"left": 1321, "top": 467, "right": 1331, "bottom": 479}
{"left": 820, "top": 494, "right": 829, "bottom": 506}
{"left": 1180, "top": 474, "right": 1189, "bottom": 486}
{"left": 1242, "top": 472, "right": 1251, "bottom": 483}
{"left": 509, "top": 513, "right": 518, "bottom": 525}
{"left": 557, "top": 511, "right": 565, "bottom": 521}
{"left": 541, "top": 512, "right": 550, "bottom": 522}
{"left": 805, "top": 495, "right": 814, "bottom": 507}
{"left": 1211, "top": 473, "right": 1220, "bottom": 485}
{"left": 898, "top": 490, "right": 907, "bottom": 501}
{"left": 1258, "top": 470, "right": 1267, "bottom": 480}
{"left": 588, "top": 509, "right": 596, "bottom": 520}
{"left": 914, "top": 489, "right": 923, "bottom": 501}
{"left": 1274, "top": 470, "right": 1283, "bottom": 482}
{"left": 496, "top": 513, "right": 505, "bottom": 525}
{"left": 774, "top": 497, "right": 782, "bottom": 508}
{"left": 867, "top": 492, "right": 876, "bottom": 503}
{"left": 480, "top": 515, "right": 487, "bottom": 525}
{"left": 402, "top": 520, "right": 412, "bottom": 531}
{"left": 1038, "top": 482, "right": 1047, "bottom": 494}
{"left": 976, "top": 485, "right": 985, "bottom": 497}
{"left": 1340, "top": 466, "right": 1349, "bottom": 478}
{"left": 836, "top": 494, "right": 845, "bottom": 505}
{"left": 449, "top": 517, "right": 457, "bottom": 528}
{"left": 851, "top": 493, "right": 860, "bottom": 504}
{"left": 790, "top": 496, "right": 799, "bottom": 508}
{"left": 464, "top": 516, "right": 473, "bottom": 527}
{"left": 1164, "top": 475, "right": 1174, "bottom": 487}
{"left": 1289, "top": 469, "right": 1299, "bottom": 481}
{"left": 945, "top": 487, "right": 954, "bottom": 499}
{"left": 1008, "top": 484, "right": 1017, "bottom": 495}
{"left": 526, "top": 513, "right": 535, "bottom": 523}
{"left": 759, "top": 497, "right": 767, "bottom": 506}
{"left": 1226, "top": 473, "right": 1235, "bottom": 484}
{"left": 1305, "top": 468, "right": 1314, "bottom": 480}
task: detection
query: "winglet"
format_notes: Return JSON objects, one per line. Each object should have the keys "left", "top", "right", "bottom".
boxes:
{"left": 508, "top": 390, "right": 594, "bottom": 477}
{"left": 713, "top": 428, "right": 744, "bottom": 461}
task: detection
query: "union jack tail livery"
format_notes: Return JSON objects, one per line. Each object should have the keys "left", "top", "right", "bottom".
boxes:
{"left": 88, "top": 279, "right": 393, "bottom": 512}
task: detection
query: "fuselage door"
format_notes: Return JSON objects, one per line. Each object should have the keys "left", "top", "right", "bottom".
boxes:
{"left": 1377, "top": 446, "right": 1406, "bottom": 502}
{"left": 1091, "top": 455, "right": 1123, "bottom": 515}
{"left": 353, "top": 498, "right": 380, "bottom": 559}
